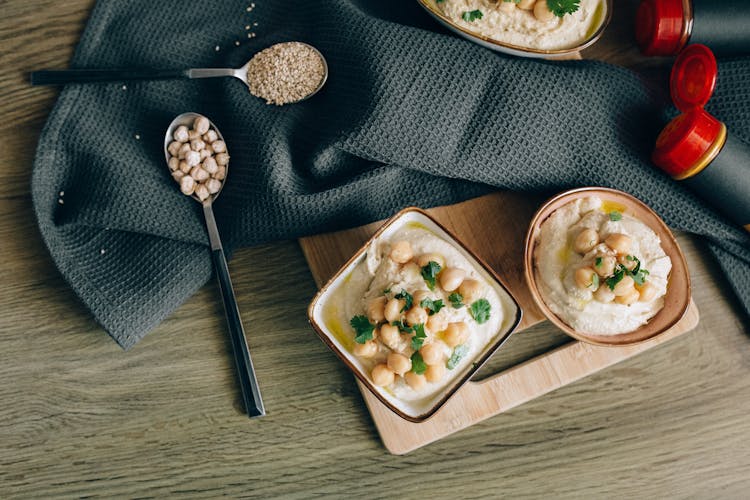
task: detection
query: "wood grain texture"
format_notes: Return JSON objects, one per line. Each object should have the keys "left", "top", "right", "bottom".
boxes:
{"left": 300, "top": 192, "right": 700, "bottom": 454}
{"left": 1, "top": 0, "right": 749, "bottom": 498}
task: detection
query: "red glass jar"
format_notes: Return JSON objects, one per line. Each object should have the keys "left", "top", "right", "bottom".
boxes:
{"left": 636, "top": 0, "right": 750, "bottom": 56}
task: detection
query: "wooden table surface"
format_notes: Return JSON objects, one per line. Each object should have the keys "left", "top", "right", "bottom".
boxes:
{"left": 2, "top": 1, "right": 749, "bottom": 498}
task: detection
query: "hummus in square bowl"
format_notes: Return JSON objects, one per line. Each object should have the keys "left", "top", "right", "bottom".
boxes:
{"left": 308, "top": 207, "right": 522, "bottom": 422}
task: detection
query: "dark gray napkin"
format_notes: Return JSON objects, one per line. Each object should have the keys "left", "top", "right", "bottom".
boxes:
{"left": 32, "top": 0, "right": 750, "bottom": 349}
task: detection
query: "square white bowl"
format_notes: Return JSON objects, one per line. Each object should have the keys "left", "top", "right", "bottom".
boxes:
{"left": 308, "top": 207, "right": 523, "bottom": 422}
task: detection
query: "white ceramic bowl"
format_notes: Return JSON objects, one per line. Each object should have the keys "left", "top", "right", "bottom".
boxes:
{"left": 416, "top": 0, "right": 612, "bottom": 59}
{"left": 307, "top": 207, "right": 522, "bottom": 422}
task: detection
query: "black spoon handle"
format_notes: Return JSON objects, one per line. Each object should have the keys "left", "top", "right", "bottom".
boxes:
{"left": 203, "top": 203, "right": 265, "bottom": 418}
{"left": 211, "top": 247, "right": 266, "bottom": 418}
{"left": 30, "top": 68, "right": 189, "bottom": 85}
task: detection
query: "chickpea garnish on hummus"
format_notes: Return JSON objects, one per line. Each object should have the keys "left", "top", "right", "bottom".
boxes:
{"left": 534, "top": 197, "right": 671, "bottom": 335}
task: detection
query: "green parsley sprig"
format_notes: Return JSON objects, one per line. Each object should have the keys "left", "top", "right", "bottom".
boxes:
{"left": 420, "top": 298, "right": 444, "bottom": 316}
{"left": 447, "top": 344, "right": 469, "bottom": 370}
{"left": 350, "top": 315, "right": 375, "bottom": 344}
{"left": 449, "top": 292, "right": 464, "bottom": 309}
{"left": 421, "top": 261, "right": 442, "bottom": 291}
{"left": 469, "top": 299, "right": 491, "bottom": 324}
{"left": 462, "top": 9, "right": 483, "bottom": 22}
{"left": 411, "top": 324, "right": 427, "bottom": 350}
{"left": 546, "top": 0, "right": 580, "bottom": 18}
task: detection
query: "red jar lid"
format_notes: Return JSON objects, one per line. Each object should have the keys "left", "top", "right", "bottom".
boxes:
{"left": 670, "top": 44, "right": 718, "bottom": 112}
{"left": 652, "top": 109, "right": 723, "bottom": 178}
{"left": 635, "top": 0, "right": 686, "bottom": 56}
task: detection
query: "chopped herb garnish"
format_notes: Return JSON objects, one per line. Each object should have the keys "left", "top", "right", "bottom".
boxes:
{"left": 394, "top": 289, "right": 413, "bottom": 312}
{"left": 595, "top": 257, "right": 602, "bottom": 267}
{"left": 447, "top": 344, "right": 469, "bottom": 370}
{"left": 436, "top": 0, "right": 445, "bottom": 3}
{"left": 411, "top": 324, "right": 427, "bottom": 350}
{"left": 392, "top": 320, "right": 414, "bottom": 334}
{"left": 609, "top": 211, "right": 622, "bottom": 221}
{"left": 420, "top": 298, "right": 445, "bottom": 316}
{"left": 605, "top": 264, "right": 626, "bottom": 291}
{"left": 350, "top": 315, "right": 375, "bottom": 344}
{"left": 469, "top": 299, "right": 491, "bottom": 324}
{"left": 546, "top": 0, "right": 581, "bottom": 18}
{"left": 591, "top": 273, "right": 600, "bottom": 289}
{"left": 411, "top": 352, "right": 427, "bottom": 375}
{"left": 632, "top": 268, "right": 650, "bottom": 286}
{"left": 449, "top": 292, "right": 464, "bottom": 309}
{"left": 420, "top": 261, "right": 442, "bottom": 291}
{"left": 382, "top": 287, "right": 391, "bottom": 295}
{"left": 462, "top": 9, "right": 483, "bottom": 22}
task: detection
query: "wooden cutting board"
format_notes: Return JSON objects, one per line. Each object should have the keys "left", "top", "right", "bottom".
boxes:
{"left": 299, "top": 191, "right": 700, "bottom": 454}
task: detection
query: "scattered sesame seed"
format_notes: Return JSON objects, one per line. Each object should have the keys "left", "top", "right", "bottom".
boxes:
{"left": 247, "top": 42, "right": 326, "bottom": 106}
{"left": 245, "top": 25, "right": 250, "bottom": 30}
{"left": 246, "top": 6, "right": 252, "bottom": 11}
{"left": 251, "top": 3, "right": 255, "bottom": 7}
{"left": 247, "top": 33, "right": 254, "bottom": 38}
{"left": 122, "top": 85, "right": 127, "bottom": 90}
{"left": 253, "top": 22, "right": 258, "bottom": 26}
{"left": 58, "top": 198, "right": 64, "bottom": 205}
{"left": 59, "top": 191, "right": 64, "bottom": 196}
{"left": 215, "top": 45, "right": 220, "bottom": 51}
{"left": 235, "top": 40, "right": 240, "bottom": 46}
{"left": 100, "top": 249, "right": 106, "bottom": 255}
{"left": 135, "top": 134, "right": 141, "bottom": 140}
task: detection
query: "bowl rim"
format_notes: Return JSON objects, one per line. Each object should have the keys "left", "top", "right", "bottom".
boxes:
{"left": 523, "top": 187, "right": 691, "bottom": 346}
{"left": 307, "top": 206, "right": 523, "bottom": 422}
{"left": 415, "top": 0, "right": 613, "bottom": 57}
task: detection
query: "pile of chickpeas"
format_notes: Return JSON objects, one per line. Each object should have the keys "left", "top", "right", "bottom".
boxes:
{"left": 166, "top": 116, "right": 229, "bottom": 202}
{"left": 498, "top": 0, "right": 559, "bottom": 22}
{"left": 571, "top": 228, "right": 657, "bottom": 305}
{"left": 354, "top": 239, "right": 487, "bottom": 391}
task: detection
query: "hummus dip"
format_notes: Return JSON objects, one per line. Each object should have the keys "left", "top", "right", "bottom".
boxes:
{"left": 432, "top": 0, "right": 606, "bottom": 51}
{"left": 326, "top": 224, "right": 505, "bottom": 403}
{"left": 534, "top": 197, "right": 671, "bottom": 335}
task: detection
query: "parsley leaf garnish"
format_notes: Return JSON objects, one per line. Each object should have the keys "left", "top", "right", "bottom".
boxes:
{"left": 382, "top": 288, "right": 391, "bottom": 295}
{"left": 605, "top": 264, "right": 626, "bottom": 290}
{"left": 609, "top": 210, "right": 622, "bottom": 221}
{"left": 447, "top": 344, "right": 469, "bottom": 370}
{"left": 595, "top": 257, "right": 602, "bottom": 267}
{"left": 420, "top": 261, "right": 442, "bottom": 291}
{"left": 546, "top": 0, "right": 581, "bottom": 18}
{"left": 469, "top": 299, "right": 491, "bottom": 324}
{"left": 350, "top": 315, "right": 374, "bottom": 344}
{"left": 632, "top": 268, "right": 650, "bottom": 286}
{"left": 462, "top": 9, "right": 483, "bottom": 22}
{"left": 411, "top": 324, "right": 427, "bottom": 350}
{"left": 394, "top": 289, "right": 413, "bottom": 312}
{"left": 420, "top": 298, "right": 444, "bottom": 316}
{"left": 591, "top": 273, "right": 600, "bottom": 289}
{"left": 449, "top": 292, "right": 464, "bottom": 309}
{"left": 411, "top": 352, "right": 427, "bottom": 375}
{"left": 391, "top": 320, "right": 414, "bottom": 334}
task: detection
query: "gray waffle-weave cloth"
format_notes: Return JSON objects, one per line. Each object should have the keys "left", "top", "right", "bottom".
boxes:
{"left": 32, "top": 0, "right": 750, "bottom": 348}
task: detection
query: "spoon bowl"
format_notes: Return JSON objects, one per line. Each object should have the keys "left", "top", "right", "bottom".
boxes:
{"left": 163, "top": 112, "right": 228, "bottom": 204}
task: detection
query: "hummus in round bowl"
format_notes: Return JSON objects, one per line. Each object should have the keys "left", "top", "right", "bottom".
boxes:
{"left": 426, "top": 0, "right": 608, "bottom": 52}
{"left": 308, "top": 208, "right": 521, "bottom": 422}
{"left": 534, "top": 196, "right": 671, "bottom": 335}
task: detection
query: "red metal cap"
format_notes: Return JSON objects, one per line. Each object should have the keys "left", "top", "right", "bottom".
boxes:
{"left": 670, "top": 44, "right": 718, "bottom": 112}
{"left": 635, "top": 0, "right": 686, "bottom": 56}
{"left": 652, "top": 109, "right": 722, "bottom": 178}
